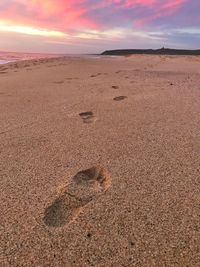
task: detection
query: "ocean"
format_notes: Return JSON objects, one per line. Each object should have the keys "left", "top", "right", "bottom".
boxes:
{"left": 0, "top": 51, "right": 114, "bottom": 65}
{"left": 0, "top": 51, "right": 61, "bottom": 65}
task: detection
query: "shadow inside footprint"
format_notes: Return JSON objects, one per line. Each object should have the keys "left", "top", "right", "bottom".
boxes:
{"left": 43, "top": 166, "right": 111, "bottom": 227}
{"left": 113, "top": 96, "right": 127, "bottom": 101}
{"left": 112, "top": 85, "right": 119, "bottom": 89}
{"left": 79, "top": 111, "right": 95, "bottom": 123}
{"left": 43, "top": 194, "right": 83, "bottom": 227}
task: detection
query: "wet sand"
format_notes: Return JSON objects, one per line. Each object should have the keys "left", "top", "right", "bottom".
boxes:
{"left": 0, "top": 55, "right": 200, "bottom": 266}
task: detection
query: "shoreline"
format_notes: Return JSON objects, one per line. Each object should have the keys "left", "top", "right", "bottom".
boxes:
{"left": 1, "top": 53, "right": 199, "bottom": 67}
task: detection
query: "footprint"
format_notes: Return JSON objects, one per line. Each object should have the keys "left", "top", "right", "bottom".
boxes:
{"left": 79, "top": 111, "right": 95, "bottom": 123}
{"left": 54, "top": 81, "right": 64, "bottom": 84}
{"left": 112, "top": 85, "right": 119, "bottom": 89}
{"left": 48, "top": 65, "right": 57, "bottom": 68}
{"left": 65, "top": 77, "right": 78, "bottom": 81}
{"left": 43, "top": 166, "right": 111, "bottom": 227}
{"left": 113, "top": 96, "right": 127, "bottom": 101}
{"left": 96, "top": 73, "right": 107, "bottom": 76}
{"left": 0, "top": 67, "right": 8, "bottom": 71}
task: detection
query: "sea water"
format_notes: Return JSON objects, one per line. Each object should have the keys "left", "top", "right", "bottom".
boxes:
{"left": 0, "top": 51, "right": 114, "bottom": 65}
{"left": 0, "top": 51, "right": 60, "bottom": 65}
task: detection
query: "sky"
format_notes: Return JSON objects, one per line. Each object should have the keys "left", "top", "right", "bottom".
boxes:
{"left": 0, "top": 0, "right": 199, "bottom": 54}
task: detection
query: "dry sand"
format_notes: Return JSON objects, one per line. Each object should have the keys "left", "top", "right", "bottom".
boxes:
{"left": 0, "top": 55, "right": 200, "bottom": 266}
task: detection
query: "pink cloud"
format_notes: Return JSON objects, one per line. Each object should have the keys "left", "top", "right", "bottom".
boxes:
{"left": 124, "top": 0, "right": 157, "bottom": 7}
{"left": 0, "top": 0, "right": 97, "bottom": 30}
{"left": 134, "top": 0, "right": 187, "bottom": 26}
{"left": 0, "top": 0, "right": 192, "bottom": 32}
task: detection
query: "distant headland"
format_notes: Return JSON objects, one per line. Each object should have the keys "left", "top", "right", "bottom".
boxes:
{"left": 101, "top": 47, "right": 200, "bottom": 56}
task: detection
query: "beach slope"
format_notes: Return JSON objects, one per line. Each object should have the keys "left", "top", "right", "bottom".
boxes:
{"left": 0, "top": 55, "right": 200, "bottom": 266}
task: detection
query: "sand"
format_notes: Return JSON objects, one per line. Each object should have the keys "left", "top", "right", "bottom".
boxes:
{"left": 0, "top": 55, "right": 200, "bottom": 266}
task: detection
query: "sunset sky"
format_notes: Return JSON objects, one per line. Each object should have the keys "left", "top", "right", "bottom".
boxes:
{"left": 0, "top": 0, "right": 199, "bottom": 54}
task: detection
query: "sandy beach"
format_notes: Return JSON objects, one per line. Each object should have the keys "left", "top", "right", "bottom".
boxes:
{"left": 0, "top": 55, "right": 200, "bottom": 266}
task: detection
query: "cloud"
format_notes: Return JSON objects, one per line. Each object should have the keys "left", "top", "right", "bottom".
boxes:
{"left": 0, "top": 0, "right": 97, "bottom": 30}
{"left": 0, "top": 21, "right": 67, "bottom": 37}
{"left": 133, "top": 0, "right": 187, "bottom": 26}
{"left": 0, "top": 0, "right": 199, "bottom": 53}
{"left": 0, "top": 0, "right": 192, "bottom": 31}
